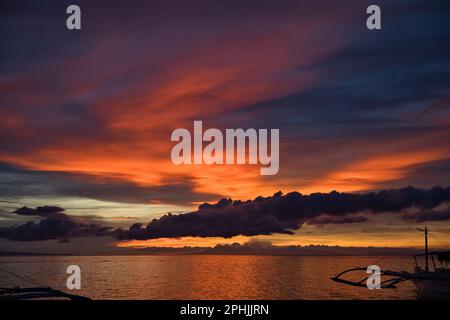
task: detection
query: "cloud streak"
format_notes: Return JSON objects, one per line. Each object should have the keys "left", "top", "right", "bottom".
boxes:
{"left": 402, "top": 207, "right": 450, "bottom": 223}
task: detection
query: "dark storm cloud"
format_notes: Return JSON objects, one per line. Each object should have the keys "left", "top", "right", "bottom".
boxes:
{"left": 0, "top": 163, "right": 220, "bottom": 205}
{"left": 3, "top": 186, "right": 450, "bottom": 242}
{"left": 13, "top": 205, "right": 67, "bottom": 218}
{"left": 0, "top": 217, "right": 113, "bottom": 242}
{"left": 0, "top": 204, "right": 114, "bottom": 241}
{"left": 115, "top": 186, "right": 450, "bottom": 240}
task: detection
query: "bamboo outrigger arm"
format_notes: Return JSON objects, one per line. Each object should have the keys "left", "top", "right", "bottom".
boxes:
{"left": 331, "top": 267, "right": 411, "bottom": 289}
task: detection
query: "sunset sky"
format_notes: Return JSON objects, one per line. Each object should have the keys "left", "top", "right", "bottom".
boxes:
{"left": 1, "top": 0, "right": 450, "bottom": 253}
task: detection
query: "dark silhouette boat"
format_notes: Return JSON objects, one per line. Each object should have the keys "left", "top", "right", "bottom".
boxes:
{"left": 332, "top": 227, "right": 450, "bottom": 296}
{"left": 0, "top": 286, "right": 91, "bottom": 300}
{"left": 0, "top": 264, "right": 90, "bottom": 300}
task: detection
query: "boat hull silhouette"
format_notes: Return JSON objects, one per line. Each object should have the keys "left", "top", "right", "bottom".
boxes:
{"left": 332, "top": 227, "right": 450, "bottom": 297}
{"left": 412, "top": 276, "right": 450, "bottom": 296}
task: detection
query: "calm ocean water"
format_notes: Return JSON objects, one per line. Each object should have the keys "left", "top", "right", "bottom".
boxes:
{"left": 0, "top": 255, "right": 421, "bottom": 299}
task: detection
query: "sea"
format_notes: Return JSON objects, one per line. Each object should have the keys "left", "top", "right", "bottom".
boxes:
{"left": 0, "top": 255, "right": 422, "bottom": 299}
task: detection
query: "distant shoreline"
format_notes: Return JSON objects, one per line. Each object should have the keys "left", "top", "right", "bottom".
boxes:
{"left": 0, "top": 245, "right": 426, "bottom": 257}
{"left": 0, "top": 251, "right": 80, "bottom": 257}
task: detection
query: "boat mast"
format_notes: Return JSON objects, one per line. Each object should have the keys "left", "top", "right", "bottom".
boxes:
{"left": 425, "top": 226, "right": 429, "bottom": 272}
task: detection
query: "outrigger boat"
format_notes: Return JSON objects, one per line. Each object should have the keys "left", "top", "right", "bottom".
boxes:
{"left": 0, "top": 287, "right": 91, "bottom": 300}
{"left": 0, "top": 264, "right": 91, "bottom": 300}
{"left": 332, "top": 227, "right": 450, "bottom": 296}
